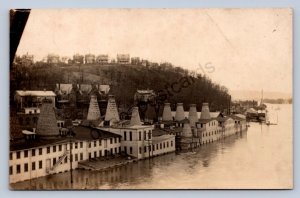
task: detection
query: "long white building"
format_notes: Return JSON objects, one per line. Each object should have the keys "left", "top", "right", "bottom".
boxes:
{"left": 9, "top": 126, "right": 121, "bottom": 184}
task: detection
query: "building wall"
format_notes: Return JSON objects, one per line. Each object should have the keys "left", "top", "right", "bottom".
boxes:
{"left": 197, "top": 120, "right": 221, "bottom": 144}
{"left": 100, "top": 125, "right": 175, "bottom": 159}
{"left": 9, "top": 138, "right": 121, "bottom": 184}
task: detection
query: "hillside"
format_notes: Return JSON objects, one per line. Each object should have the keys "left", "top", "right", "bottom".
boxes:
{"left": 10, "top": 63, "right": 231, "bottom": 112}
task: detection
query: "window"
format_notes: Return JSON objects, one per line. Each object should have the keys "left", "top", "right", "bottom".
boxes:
{"left": 32, "top": 162, "right": 36, "bottom": 171}
{"left": 156, "top": 144, "right": 159, "bottom": 150}
{"left": 114, "top": 138, "right": 117, "bottom": 144}
{"left": 53, "top": 146, "right": 56, "bottom": 152}
{"left": 39, "top": 148, "right": 43, "bottom": 155}
{"left": 70, "top": 143, "right": 73, "bottom": 149}
{"left": 139, "top": 131, "right": 141, "bottom": 141}
{"left": 16, "top": 165, "right": 21, "bottom": 174}
{"left": 139, "top": 147, "right": 142, "bottom": 154}
{"left": 58, "top": 145, "right": 62, "bottom": 151}
{"left": 171, "top": 141, "right": 173, "bottom": 147}
{"left": 119, "top": 147, "right": 121, "bottom": 153}
{"left": 64, "top": 157, "right": 68, "bottom": 164}
{"left": 149, "top": 145, "right": 151, "bottom": 152}
{"left": 144, "top": 131, "right": 146, "bottom": 140}
{"left": 32, "top": 149, "right": 36, "bottom": 157}
{"left": 80, "top": 142, "right": 83, "bottom": 148}
{"left": 110, "top": 138, "right": 113, "bottom": 144}
{"left": 129, "top": 147, "right": 133, "bottom": 154}
{"left": 160, "top": 143, "right": 162, "bottom": 149}
{"left": 124, "top": 146, "right": 127, "bottom": 154}
{"left": 75, "top": 142, "right": 78, "bottom": 149}
{"left": 75, "top": 154, "right": 78, "bottom": 162}
{"left": 10, "top": 166, "right": 13, "bottom": 175}
{"left": 167, "top": 141, "right": 169, "bottom": 148}
{"left": 148, "top": 131, "right": 151, "bottom": 139}
{"left": 129, "top": 132, "right": 132, "bottom": 141}
{"left": 10, "top": 153, "right": 12, "bottom": 160}
{"left": 115, "top": 147, "right": 117, "bottom": 153}
{"left": 124, "top": 131, "right": 127, "bottom": 141}
{"left": 144, "top": 146, "right": 147, "bottom": 153}
{"left": 47, "top": 147, "right": 50, "bottom": 154}
{"left": 16, "top": 151, "right": 21, "bottom": 159}
{"left": 39, "top": 160, "right": 42, "bottom": 169}
{"left": 88, "top": 142, "right": 91, "bottom": 148}
{"left": 53, "top": 158, "right": 56, "bottom": 166}
{"left": 94, "top": 141, "right": 97, "bottom": 147}
{"left": 99, "top": 150, "right": 102, "bottom": 157}
{"left": 110, "top": 148, "right": 113, "bottom": 154}
{"left": 163, "top": 142, "right": 165, "bottom": 148}
{"left": 80, "top": 153, "right": 83, "bottom": 161}
{"left": 153, "top": 145, "right": 155, "bottom": 151}
{"left": 24, "top": 163, "right": 28, "bottom": 172}
{"left": 89, "top": 153, "right": 91, "bottom": 159}
{"left": 94, "top": 151, "right": 97, "bottom": 158}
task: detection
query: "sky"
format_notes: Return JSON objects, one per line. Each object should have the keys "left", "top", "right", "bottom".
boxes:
{"left": 16, "top": 9, "right": 293, "bottom": 96}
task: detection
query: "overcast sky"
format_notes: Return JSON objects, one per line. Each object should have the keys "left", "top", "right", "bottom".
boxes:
{"left": 16, "top": 9, "right": 292, "bottom": 95}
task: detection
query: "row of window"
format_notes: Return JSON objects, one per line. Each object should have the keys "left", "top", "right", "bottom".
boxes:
{"left": 88, "top": 147, "right": 121, "bottom": 158}
{"left": 10, "top": 160, "right": 43, "bottom": 175}
{"left": 138, "top": 141, "right": 174, "bottom": 155}
{"left": 203, "top": 130, "right": 221, "bottom": 137}
{"left": 123, "top": 130, "right": 152, "bottom": 141}
{"left": 88, "top": 137, "right": 120, "bottom": 148}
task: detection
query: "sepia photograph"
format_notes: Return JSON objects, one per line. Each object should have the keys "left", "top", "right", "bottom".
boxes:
{"left": 9, "top": 8, "right": 293, "bottom": 190}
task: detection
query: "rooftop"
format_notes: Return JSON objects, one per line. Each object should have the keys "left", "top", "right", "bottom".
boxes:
{"left": 16, "top": 90, "right": 56, "bottom": 97}
{"left": 10, "top": 126, "right": 121, "bottom": 152}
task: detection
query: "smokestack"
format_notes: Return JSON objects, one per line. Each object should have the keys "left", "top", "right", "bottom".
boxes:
{"left": 36, "top": 102, "right": 60, "bottom": 139}
{"left": 105, "top": 95, "right": 120, "bottom": 122}
{"left": 130, "top": 107, "right": 142, "bottom": 126}
{"left": 182, "top": 120, "right": 193, "bottom": 138}
{"left": 175, "top": 103, "right": 185, "bottom": 121}
{"left": 200, "top": 103, "right": 211, "bottom": 119}
{"left": 188, "top": 104, "right": 198, "bottom": 127}
{"left": 162, "top": 103, "right": 172, "bottom": 121}
{"left": 87, "top": 95, "right": 101, "bottom": 120}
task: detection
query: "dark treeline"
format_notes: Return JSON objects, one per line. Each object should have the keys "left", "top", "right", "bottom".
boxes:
{"left": 10, "top": 62, "right": 231, "bottom": 112}
{"left": 263, "top": 98, "right": 292, "bottom": 104}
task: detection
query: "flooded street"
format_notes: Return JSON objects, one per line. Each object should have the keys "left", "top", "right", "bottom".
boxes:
{"left": 11, "top": 104, "right": 292, "bottom": 190}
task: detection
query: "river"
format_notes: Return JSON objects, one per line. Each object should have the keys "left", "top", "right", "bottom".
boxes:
{"left": 11, "top": 104, "right": 292, "bottom": 190}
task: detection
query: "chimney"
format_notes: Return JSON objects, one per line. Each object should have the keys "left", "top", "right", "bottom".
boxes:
{"left": 36, "top": 102, "right": 60, "bottom": 139}
{"left": 182, "top": 119, "right": 193, "bottom": 138}
{"left": 200, "top": 103, "right": 211, "bottom": 119}
{"left": 87, "top": 95, "right": 101, "bottom": 120}
{"left": 188, "top": 104, "right": 198, "bottom": 127}
{"left": 175, "top": 103, "right": 185, "bottom": 121}
{"left": 162, "top": 103, "right": 172, "bottom": 121}
{"left": 130, "top": 107, "right": 142, "bottom": 126}
{"left": 105, "top": 95, "right": 120, "bottom": 122}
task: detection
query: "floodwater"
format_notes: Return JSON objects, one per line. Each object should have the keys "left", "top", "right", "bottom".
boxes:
{"left": 11, "top": 104, "right": 292, "bottom": 190}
